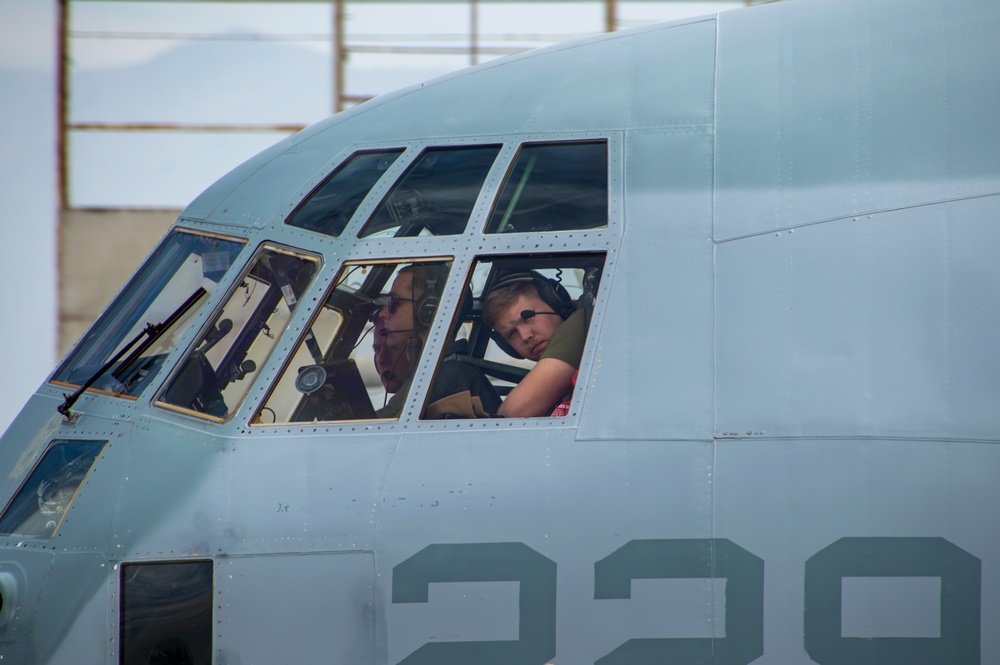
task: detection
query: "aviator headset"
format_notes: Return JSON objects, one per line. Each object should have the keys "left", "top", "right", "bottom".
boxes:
{"left": 376, "top": 262, "right": 448, "bottom": 335}
{"left": 411, "top": 263, "right": 447, "bottom": 330}
{"left": 487, "top": 271, "right": 574, "bottom": 359}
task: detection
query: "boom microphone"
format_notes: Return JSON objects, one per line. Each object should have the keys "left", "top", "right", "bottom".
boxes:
{"left": 378, "top": 327, "right": 416, "bottom": 336}
{"left": 520, "top": 310, "right": 562, "bottom": 320}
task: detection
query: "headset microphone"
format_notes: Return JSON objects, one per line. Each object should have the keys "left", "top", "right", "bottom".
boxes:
{"left": 520, "top": 310, "right": 561, "bottom": 320}
{"left": 378, "top": 327, "right": 415, "bottom": 336}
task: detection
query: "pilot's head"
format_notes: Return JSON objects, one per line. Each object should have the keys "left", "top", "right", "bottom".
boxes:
{"left": 372, "top": 263, "right": 445, "bottom": 392}
{"left": 484, "top": 272, "right": 573, "bottom": 362}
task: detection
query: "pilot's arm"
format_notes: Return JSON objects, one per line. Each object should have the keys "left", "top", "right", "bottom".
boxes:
{"left": 496, "top": 357, "right": 575, "bottom": 418}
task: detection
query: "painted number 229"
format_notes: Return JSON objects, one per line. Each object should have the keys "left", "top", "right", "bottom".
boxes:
{"left": 392, "top": 537, "right": 981, "bottom": 665}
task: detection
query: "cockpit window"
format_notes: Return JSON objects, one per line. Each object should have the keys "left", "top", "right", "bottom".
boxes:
{"left": 0, "top": 440, "right": 106, "bottom": 539}
{"left": 422, "top": 253, "right": 605, "bottom": 419}
{"left": 285, "top": 149, "right": 404, "bottom": 237}
{"left": 357, "top": 145, "right": 501, "bottom": 238}
{"left": 253, "top": 259, "right": 457, "bottom": 424}
{"left": 485, "top": 140, "right": 608, "bottom": 234}
{"left": 157, "top": 245, "right": 319, "bottom": 421}
{"left": 51, "top": 229, "right": 245, "bottom": 398}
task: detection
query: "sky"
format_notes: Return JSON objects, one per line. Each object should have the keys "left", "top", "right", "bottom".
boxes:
{"left": 0, "top": 0, "right": 58, "bottom": 435}
{"left": 0, "top": 0, "right": 741, "bottom": 435}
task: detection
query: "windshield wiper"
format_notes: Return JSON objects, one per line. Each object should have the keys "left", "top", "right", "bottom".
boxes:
{"left": 58, "top": 287, "right": 208, "bottom": 420}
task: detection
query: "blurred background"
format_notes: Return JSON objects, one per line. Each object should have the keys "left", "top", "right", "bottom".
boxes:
{"left": 0, "top": 0, "right": 772, "bottom": 434}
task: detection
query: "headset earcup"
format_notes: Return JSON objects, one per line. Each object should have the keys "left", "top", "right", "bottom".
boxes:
{"left": 413, "top": 262, "right": 448, "bottom": 330}
{"left": 416, "top": 294, "right": 439, "bottom": 328}
{"left": 538, "top": 278, "right": 574, "bottom": 319}
{"left": 490, "top": 329, "right": 524, "bottom": 360}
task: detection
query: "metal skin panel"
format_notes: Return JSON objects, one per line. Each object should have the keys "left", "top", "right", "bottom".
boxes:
{"left": 0, "top": 415, "right": 127, "bottom": 664}
{"left": 110, "top": 426, "right": 229, "bottom": 560}
{"left": 716, "top": 195, "right": 1000, "bottom": 439}
{"left": 579, "top": 127, "right": 714, "bottom": 440}
{"left": 216, "top": 433, "right": 397, "bottom": 554}
{"left": 715, "top": 439, "right": 999, "bottom": 664}
{"left": 0, "top": 553, "right": 53, "bottom": 663}
{"left": 215, "top": 553, "right": 376, "bottom": 665}
{"left": 33, "top": 553, "right": 111, "bottom": 664}
{"left": 377, "top": 429, "right": 715, "bottom": 664}
{"left": 715, "top": 0, "right": 1000, "bottom": 239}
{"left": 111, "top": 426, "right": 396, "bottom": 559}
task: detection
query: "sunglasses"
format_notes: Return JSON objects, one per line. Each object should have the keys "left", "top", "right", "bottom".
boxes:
{"left": 369, "top": 294, "right": 419, "bottom": 320}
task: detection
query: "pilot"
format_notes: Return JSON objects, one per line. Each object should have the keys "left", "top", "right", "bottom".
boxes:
{"left": 483, "top": 272, "right": 585, "bottom": 417}
{"left": 372, "top": 263, "right": 501, "bottom": 419}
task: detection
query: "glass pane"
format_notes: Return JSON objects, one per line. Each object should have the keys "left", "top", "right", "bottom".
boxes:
{"left": 121, "top": 561, "right": 213, "bottom": 665}
{"left": 358, "top": 145, "right": 501, "bottom": 238}
{"left": 53, "top": 230, "right": 246, "bottom": 398}
{"left": 423, "top": 253, "right": 606, "bottom": 419}
{"left": 158, "top": 246, "right": 320, "bottom": 420}
{"left": 286, "top": 149, "right": 404, "bottom": 237}
{"left": 485, "top": 141, "right": 608, "bottom": 234}
{"left": 254, "top": 260, "right": 458, "bottom": 424}
{"left": 0, "top": 440, "right": 106, "bottom": 539}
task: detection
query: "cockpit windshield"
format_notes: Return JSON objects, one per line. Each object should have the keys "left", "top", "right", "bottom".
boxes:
{"left": 158, "top": 245, "right": 320, "bottom": 421}
{"left": 285, "top": 149, "right": 405, "bottom": 237}
{"left": 51, "top": 229, "right": 246, "bottom": 398}
{"left": 358, "top": 146, "right": 501, "bottom": 238}
{"left": 253, "top": 259, "right": 454, "bottom": 424}
{"left": 485, "top": 140, "right": 608, "bottom": 234}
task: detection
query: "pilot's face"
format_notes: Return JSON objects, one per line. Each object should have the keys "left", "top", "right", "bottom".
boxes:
{"left": 373, "top": 271, "right": 419, "bottom": 392}
{"left": 493, "top": 293, "right": 565, "bottom": 362}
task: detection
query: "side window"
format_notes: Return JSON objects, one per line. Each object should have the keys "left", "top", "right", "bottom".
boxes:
{"left": 285, "top": 149, "right": 404, "bottom": 237}
{"left": 485, "top": 140, "right": 608, "bottom": 234}
{"left": 52, "top": 229, "right": 245, "bottom": 398}
{"left": 157, "top": 246, "right": 319, "bottom": 420}
{"left": 422, "top": 253, "right": 605, "bottom": 419}
{"left": 357, "top": 145, "right": 501, "bottom": 238}
{"left": 0, "top": 440, "right": 107, "bottom": 539}
{"left": 254, "top": 259, "right": 455, "bottom": 424}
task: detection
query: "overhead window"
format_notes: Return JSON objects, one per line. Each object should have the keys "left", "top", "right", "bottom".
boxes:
{"left": 52, "top": 229, "right": 245, "bottom": 398}
{"left": 158, "top": 245, "right": 319, "bottom": 421}
{"left": 0, "top": 440, "right": 106, "bottom": 539}
{"left": 357, "top": 145, "right": 501, "bottom": 238}
{"left": 422, "top": 253, "right": 605, "bottom": 419}
{"left": 485, "top": 140, "right": 608, "bottom": 234}
{"left": 285, "top": 149, "right": 404, "bottom": 237}
{"left": 254, "top": 259, "right": 481, "bottom": 424}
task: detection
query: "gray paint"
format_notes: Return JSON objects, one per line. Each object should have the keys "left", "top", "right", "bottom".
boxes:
{"left": 0, "top": 0, "right": 997, "bottom": 662}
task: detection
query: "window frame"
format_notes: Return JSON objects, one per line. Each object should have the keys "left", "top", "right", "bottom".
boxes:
{"left": 154, "top": 243, "right": 322, "bottom": 423}
{"left": 250, "top": 257, "right": 458, "bottom": 426}
{"left": 243, "top": 131, "right": 623, "bottom": 429}
{"left": 50, "top": 228, "right": 247, "bottom": 400}
{"left": 418, "top": 252, "right": 608, "bottom": 421}
{"left": 484, "top": 139, "right": 610, "bottom": 235}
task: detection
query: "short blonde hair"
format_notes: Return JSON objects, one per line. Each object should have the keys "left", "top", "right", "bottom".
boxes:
{"left": 483, "top": 281, "right": 539, "bottom": 329}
